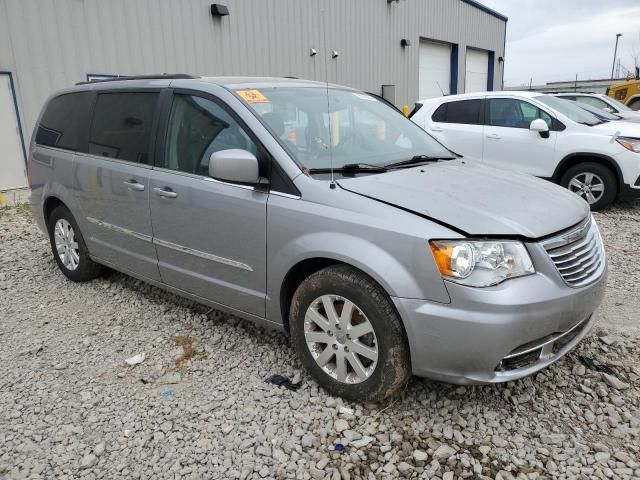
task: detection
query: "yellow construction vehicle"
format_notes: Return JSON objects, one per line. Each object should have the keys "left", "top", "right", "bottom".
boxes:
{"left": 607, "top": 68, "right": 640, "bottom": 110}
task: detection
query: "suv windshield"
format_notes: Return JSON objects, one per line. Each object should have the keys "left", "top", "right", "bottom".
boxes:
{"left": 576, "top": 103, "right": 620, "bottom": 121}
{"left": 536, "top": 95, "right": 603, "bottom": 126}
{"left": 236, "top": 87, "right": 452, "bottom": 170}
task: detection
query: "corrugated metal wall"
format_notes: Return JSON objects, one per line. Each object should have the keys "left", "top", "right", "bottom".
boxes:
{"left": 0, "top": 0, "right": 505, "bottom": 147}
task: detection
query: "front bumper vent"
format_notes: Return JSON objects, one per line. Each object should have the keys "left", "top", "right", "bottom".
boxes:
{"left": 495, "top": 316, "right": 591, "bottom": 372}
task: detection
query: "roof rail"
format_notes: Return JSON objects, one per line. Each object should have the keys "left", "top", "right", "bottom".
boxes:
{"left": 75, "top": 74, "right": 199, "bottom": 86}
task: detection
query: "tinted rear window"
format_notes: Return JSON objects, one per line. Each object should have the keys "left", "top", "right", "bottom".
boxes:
{"left": 36, "top": 92, "right": 93, "bottom": 150}
{"left": 432, "top": 99, "right": 482, "bottom": 125}
{"left": 88, "top": 92, "right": 159, "bottom": 164}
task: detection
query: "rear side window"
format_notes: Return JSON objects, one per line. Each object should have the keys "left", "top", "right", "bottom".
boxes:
{"left": 88, "top": 92, "right": 159, "bottom": 164}
{"left": 36, "top": 92, "right": 93, "bottom": 150}
{"left": 431, "top": 100, "right": 482, "bottom": 125}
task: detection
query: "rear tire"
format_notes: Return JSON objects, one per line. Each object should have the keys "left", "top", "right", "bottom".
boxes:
{"left": 560, "top": 162, "right": 617, "bottom": 211}
{"left": 290, "top": 265, "right": 411, "bottom": 402}
{"left": 48, "top": 205, "right": 103, "bottom": 282}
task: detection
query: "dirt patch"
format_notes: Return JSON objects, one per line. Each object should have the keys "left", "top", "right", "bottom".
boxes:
{"left": 171, "top": 335, "right": 194, "bottom": 369}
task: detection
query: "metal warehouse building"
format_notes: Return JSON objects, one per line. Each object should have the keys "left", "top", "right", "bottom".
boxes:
{"left": 0, "top": 0, "right": 506, "bottom": 190}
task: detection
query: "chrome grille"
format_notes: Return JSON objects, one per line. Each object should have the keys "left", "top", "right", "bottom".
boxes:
{"left": 543, "top": 217, "right": 605, "bottom": 287}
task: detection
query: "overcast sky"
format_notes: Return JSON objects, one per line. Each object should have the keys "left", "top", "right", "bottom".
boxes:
{"left": 479, "top": 0, "right": 640, "bottom": 87}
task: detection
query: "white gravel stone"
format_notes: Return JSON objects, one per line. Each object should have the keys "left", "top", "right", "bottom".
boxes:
{"left": 413, "top": 449, "right": 428, "bottom": 462}
{"left": 334, "top": 419, "right": 349, "bottom": 433}
{"left": 540, "top": 433, "right": 566, "bottom": 445}
{"left": 602, "top": 372, "right": 629, "bottom": 390}
{"left": 79, "top": 453, "right": 98, "bottom": 469}
{"left": 93, "top": 442, "right": 105, "bottom": 457}
{"left": 433, "top": 444, "right": 456, "bottom": 461}
{"left": 343, "top": 430, "right": 361, "bottom": 441}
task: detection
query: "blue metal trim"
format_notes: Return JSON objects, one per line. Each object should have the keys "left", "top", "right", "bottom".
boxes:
{"left": 461, "top": 0, "right": 508, "bottom": 22}
{"left": 487, "top": 51, "right": 495, "bottom": 91}
{"left": 0, "top": 71, "right": 27, "bottom": 168}
{"left": 450, "top": 44, "right": 459, "bottom": 95}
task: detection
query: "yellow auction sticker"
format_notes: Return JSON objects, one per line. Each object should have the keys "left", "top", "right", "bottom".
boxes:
{"left": 236, "top": 89, "right": 270, "bottom": 104}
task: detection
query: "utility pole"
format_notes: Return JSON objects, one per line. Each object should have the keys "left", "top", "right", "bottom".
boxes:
{"left": 611, "top": 33, "right": 622, "bottom": 79}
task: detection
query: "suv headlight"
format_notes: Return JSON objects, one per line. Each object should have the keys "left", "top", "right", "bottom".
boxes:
{"left": 429, "top": 240, "right": 535, "bottom": 287}
{"left": 616, "top": 137, "right": 640, "bottom": 153}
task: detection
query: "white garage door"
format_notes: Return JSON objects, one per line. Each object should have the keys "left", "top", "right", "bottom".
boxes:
{"left": 418, "top": 40, "right": 451, "bottom": 99}
{"left": 465, "top": 49, "right": 489, "bottom": 93}
{"left": 0, "top": 74, "right": 27, "bottom": 190}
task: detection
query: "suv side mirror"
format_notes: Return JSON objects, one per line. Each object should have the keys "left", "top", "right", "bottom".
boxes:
{"left": 209, "top": 149, "right": 260, "bottom": 184}
{"left": 529, "top": 118, "right": 550, "bottom": 138}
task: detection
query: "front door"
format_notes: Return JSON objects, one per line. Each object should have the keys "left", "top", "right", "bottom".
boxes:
{"left": 482, "top": 97, "right": 558, "bottom": 177}
{"left": 149, "top": 92, "right": 268, "bottom": 317}
{"left": 74, "top": 91, "right": 161, "bottom": 281}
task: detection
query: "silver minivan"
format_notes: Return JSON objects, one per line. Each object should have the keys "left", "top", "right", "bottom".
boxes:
{"left": 29, "top": 75, "right": 607, "bottom": 401}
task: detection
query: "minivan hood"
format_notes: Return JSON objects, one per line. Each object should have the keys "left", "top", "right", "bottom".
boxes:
{"left": 337, "top": 160, "right": 589, "bottom": 238}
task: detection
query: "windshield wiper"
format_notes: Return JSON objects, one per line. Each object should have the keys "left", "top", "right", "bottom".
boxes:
{"left": 384, "top": 154, "right": 456, "bottom": 169}
{"left": 308, "top": 163, "right": 388, "bottom": 174}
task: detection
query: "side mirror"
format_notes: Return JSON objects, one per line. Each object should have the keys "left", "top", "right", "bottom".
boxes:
{"left": 603, "top": 106, "right": 615, "bottom": 114}
{"left": 209, "top": 149, "right": 260, "bottom": 184}
{"left": 529, "top": 118, "right": 550, "bottom": 138}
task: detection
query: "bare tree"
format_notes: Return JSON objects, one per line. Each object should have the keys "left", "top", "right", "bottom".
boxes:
{"left": 630, "top": 31, "right": 640, "bottom": 78}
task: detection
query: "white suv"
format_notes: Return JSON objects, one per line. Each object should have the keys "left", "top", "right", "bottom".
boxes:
{"left": 555, "top": 93, "right": 640, "bottom": 123}
{"left": 411, "top": 91, "right": 640, "bottom": 209}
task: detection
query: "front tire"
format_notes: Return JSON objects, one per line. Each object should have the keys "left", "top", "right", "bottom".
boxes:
{"left": 48, "top": 205, "right": 102, "bottom": 282}
{"left": 290, "top": 265, "right": 410, "bottom": 402}
{"left": 560, "top": 162, "right": 617, "bottom": 210}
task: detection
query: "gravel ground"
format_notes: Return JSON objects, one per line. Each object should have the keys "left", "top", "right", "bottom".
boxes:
{"left": 0, "top": 201, "right": 639, "bottom": 480}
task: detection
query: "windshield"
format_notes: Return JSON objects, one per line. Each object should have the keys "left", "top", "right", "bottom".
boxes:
{"left": 536, "top": 95, "right": 602, "bottom": 126}
{"left": 236, "top": 87, "right": 453, "bottom": 170}
{"left": 576, "top": 103, "right": 620, "bottom": 121}
{"left": 606, "top": 96, "right": 632, "bottom": 112}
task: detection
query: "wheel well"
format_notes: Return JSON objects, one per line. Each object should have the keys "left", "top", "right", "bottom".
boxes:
{"left": 554, "top": 155, "right": 621, "bottom": 191}
{"left": 43, "top": 196, "right": 65, "bottom": 227}
{"left": 280, "top": 258, "right": 342, "bottom": 334}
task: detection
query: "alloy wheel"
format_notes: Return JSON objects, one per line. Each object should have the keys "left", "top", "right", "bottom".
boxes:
{"left": 568, "top": 172, "right": 605, "bottom": 205}
{"left": 54, "top": 219, "right": 80, "bottom": 271}
{"left": 304, "top": 295, "right": 378, "bottom": 384}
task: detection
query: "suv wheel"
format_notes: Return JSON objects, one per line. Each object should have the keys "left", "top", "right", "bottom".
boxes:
{"left": 48, "top": 205, "right": 103, "bottom": 282}
{"left": 560, "top": 162, "right": 617, "bottom": 210}
{"left": 290, "top": 265, "right": 410, "bottom": 402}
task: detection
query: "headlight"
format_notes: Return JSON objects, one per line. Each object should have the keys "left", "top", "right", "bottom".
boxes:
{"left": 616, "top": 137, "right": 640, "bottom": 153}
{"left": 429, "top": 240, "right": 535, "bottom": 287}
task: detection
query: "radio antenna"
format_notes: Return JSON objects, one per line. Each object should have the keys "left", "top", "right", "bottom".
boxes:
{"left": 321, "top": 7, "right": 336, "bottom": 189}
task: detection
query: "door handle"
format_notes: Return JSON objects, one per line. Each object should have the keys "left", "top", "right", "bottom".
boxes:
{"left": 153, "top": 187, "right": 177, "bottom": 199}
{"left": 486, "top": 133, "right": 501, "bottom": 140}
{"left": 430, "top": 126, "right": 444, "bottom": 132}
{"left": 124, "top": 179, "right": 145, "bottom": 191}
